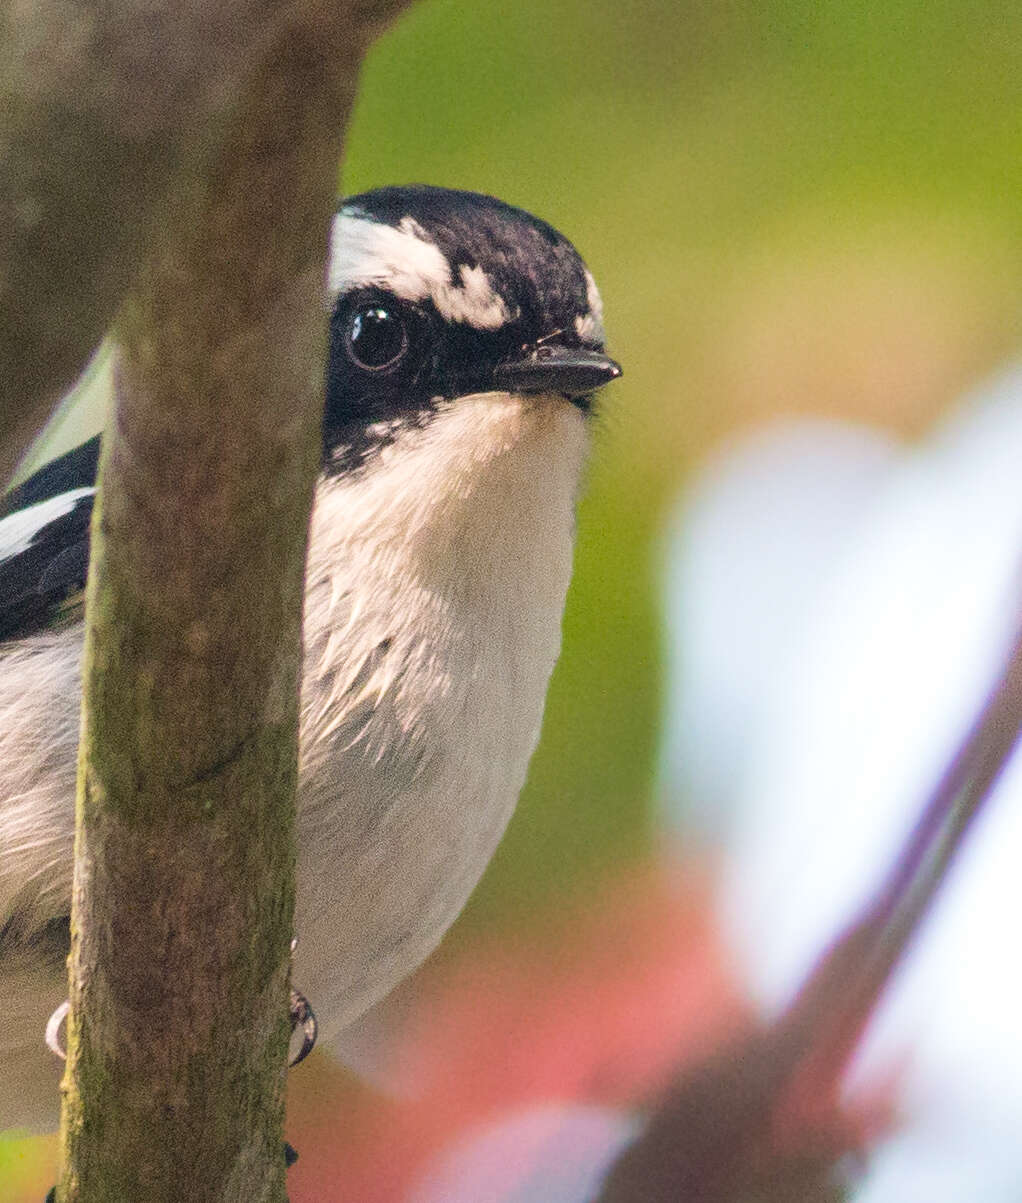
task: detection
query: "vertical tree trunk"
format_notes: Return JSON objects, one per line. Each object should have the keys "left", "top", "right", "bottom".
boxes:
{"left": 37, "top": 5, "right": 408, "bottom": 1199}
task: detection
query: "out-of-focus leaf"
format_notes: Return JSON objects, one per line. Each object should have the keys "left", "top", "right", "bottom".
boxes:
{"left": 287, "top": 863, "right": 751, "bottom": 1202}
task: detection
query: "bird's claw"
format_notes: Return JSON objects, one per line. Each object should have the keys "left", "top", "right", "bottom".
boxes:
{"left": 44, "top": 984, "right": 312, "bottom": 1180}
{"left": 46, "top": 999, "right": 70, "bottom": 1060}
{"left": 289, "top": 986, "right": 317, "bottom": 1067}
{"left": 49, "top": 986, "right": 316, "bottom": 1067}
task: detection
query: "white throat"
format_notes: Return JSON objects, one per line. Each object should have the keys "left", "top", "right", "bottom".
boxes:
{"left": 295, "top": 393, "right": 588, "bottom": 1035}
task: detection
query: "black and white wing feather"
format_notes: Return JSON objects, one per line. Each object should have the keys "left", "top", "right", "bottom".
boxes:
{"left": 0, "top": 437, "right": 100, "bottom": 642}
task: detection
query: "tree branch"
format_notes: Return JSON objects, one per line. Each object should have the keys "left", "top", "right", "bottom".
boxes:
{"left": 37, "top": 3, "right": 409, "bottom": 1199}
{"left": 0, "top": 0, "right": 401, "bottom": 485}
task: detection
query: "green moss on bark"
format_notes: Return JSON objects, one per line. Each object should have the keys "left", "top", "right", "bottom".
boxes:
{"left": 46, "top": 6, "right": 409, "bottom": 1198}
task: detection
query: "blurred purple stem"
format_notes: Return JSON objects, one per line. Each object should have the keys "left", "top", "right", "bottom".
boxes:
{"left": 598, "top": 608, "right": 1022, "bottom": 1202}
{"left": 782, "top": 607, "right": 1022, "bottom": 1083}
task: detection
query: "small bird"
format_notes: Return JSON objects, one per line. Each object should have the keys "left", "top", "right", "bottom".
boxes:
{"left": 0, "top": 185, "right": 621, "bottom": 1130}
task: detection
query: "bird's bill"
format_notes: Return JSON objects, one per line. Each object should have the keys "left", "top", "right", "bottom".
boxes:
{"left": 492, "top": 345, "right": 622, "bottom": 399}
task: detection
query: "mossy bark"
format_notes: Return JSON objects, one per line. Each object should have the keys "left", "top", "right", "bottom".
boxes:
{"left": 0, "top": 0, "right": 306, "bottom": 485}
{"left": 0, "top": 0, "right": 408, "bottom": 486}
{"left": 40, "top": 5, "right": 408, "bottom": 1200}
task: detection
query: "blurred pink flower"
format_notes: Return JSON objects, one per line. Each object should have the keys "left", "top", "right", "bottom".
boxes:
{"left": 287, "top": 862, "right": 751, "bottom": 1202}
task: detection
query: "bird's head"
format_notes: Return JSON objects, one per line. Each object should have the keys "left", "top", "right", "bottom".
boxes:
{"left": 321, "top": 185, "right": 621, "bottom": 477}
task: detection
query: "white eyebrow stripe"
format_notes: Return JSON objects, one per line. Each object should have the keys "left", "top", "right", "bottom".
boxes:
{"left": 328, "top": 214, "right": 450, "bottom": 303}
{"left": 329, "top": 213, "right": 514, "bottom": 331}
{"left": 0, "top": 488, "right": 95, "bottom": 558}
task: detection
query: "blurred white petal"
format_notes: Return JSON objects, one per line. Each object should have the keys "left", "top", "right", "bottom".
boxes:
{"left": 406, "top": 1103, "right": 636, "bottom": 1203}
{"left": 661, "top": 362, "right": 1022, "bottom": 1201}
{"left": 661, "top": 419, "right": 899, "bottom": 832}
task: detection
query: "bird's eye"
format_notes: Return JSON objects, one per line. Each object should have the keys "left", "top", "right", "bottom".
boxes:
{"left": 344, "top": 305, "right": 409, "bottom": 372}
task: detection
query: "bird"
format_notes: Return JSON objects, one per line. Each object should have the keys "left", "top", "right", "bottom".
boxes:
{"left": 0, "top": 184, "right": 622, "bottom": 1131}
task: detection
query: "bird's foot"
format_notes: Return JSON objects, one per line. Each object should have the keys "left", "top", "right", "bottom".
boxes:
{"left": 289, "top": 985, "right": 317, "bottom": 1067}
{"left": 45, "top": 999, "right": 70, "bottom": 1060}
{"left": 46, "top": 988, "right": 317, "bottom": 1067}
{"left": 43, "top": 989, "right": 310, "bottom": 1185}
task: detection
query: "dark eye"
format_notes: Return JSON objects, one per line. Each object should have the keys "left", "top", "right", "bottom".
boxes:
{"left": 344, "top": 305, "right": 408, "bottom": 371}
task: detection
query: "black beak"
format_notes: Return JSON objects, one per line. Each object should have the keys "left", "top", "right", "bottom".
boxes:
{"left": 492, "top": 345, "right": 623, "bottom": 399}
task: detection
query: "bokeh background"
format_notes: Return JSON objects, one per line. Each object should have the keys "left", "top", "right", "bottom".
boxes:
{"left": 4, "top": 0, "right": 1021, "bottom": 1198}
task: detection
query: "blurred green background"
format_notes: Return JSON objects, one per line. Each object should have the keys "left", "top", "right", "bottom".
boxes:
{"left": 5, "top": 0, "right": 1021, "bottom": 1194}
{"left": 342, "top": 0, "right": 1021, "bottom": 925}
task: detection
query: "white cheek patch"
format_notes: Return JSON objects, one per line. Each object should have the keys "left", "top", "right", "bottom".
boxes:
{"left": 574, "top": 268, "right": 606, "bottom": 345}
{"left": 438, "top": 263, "right": 511, "bottom": 329}
{"left": 0, "top": 488, "right": 95, "bottom": 558}
{"left": 329, "top": 212, "right": 513, "bottom": 332}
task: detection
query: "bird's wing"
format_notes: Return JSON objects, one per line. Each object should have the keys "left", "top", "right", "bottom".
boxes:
{"left": 0, "top": 437, "right": 100, "bottom": 641}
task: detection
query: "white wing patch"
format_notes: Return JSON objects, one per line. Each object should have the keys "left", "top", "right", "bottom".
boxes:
{"left": 329, "top": 213, "right": 514, "bottom": 331}
{"left": 0, "top": 488, "right": 95, "bottom": 558}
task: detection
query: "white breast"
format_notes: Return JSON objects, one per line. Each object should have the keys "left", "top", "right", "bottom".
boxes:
{"left": 294, "top": 393, "right": 588, "bottom": 1039}
{"left": 0, "top": 392, "right": 588, "bottom": 1108}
